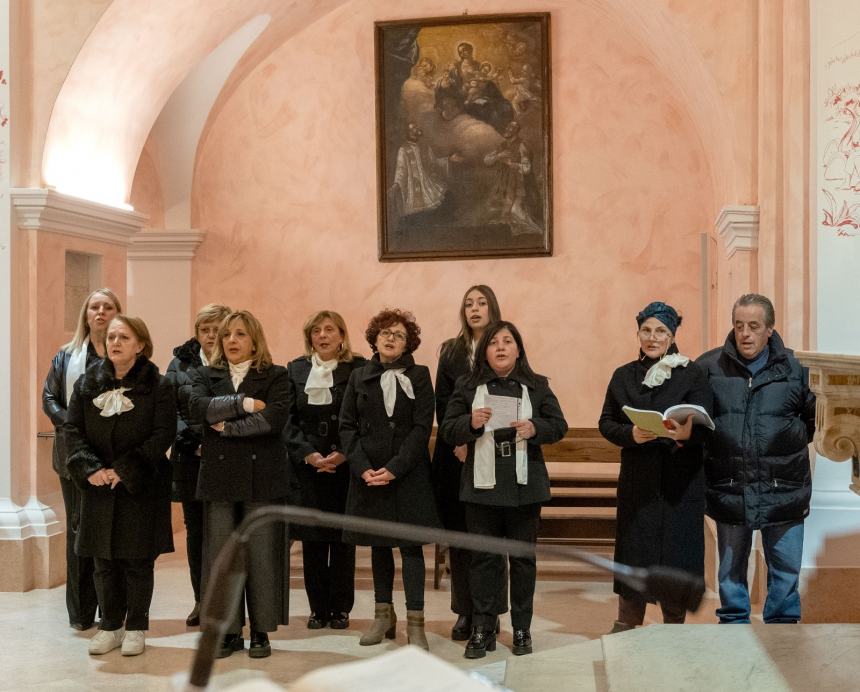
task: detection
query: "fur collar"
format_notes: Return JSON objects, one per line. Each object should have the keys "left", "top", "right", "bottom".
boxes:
{"left": 173, "top": 337, "right": 203, "bottom": 366}
{"left": 79, "top": 357, "right": 161, "bottom": 397}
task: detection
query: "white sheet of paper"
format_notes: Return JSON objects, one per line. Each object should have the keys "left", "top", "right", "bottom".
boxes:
{"left": 483, "top": 394, "right": 520, "bottom": 431}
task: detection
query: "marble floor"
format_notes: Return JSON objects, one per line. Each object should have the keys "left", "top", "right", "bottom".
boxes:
{"left": 0, "top": 535, "right": 722, "bottom": 691}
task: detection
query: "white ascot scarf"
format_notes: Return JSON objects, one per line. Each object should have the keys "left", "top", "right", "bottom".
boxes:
{"left": 65, "top": 337, "right": 90, "bottom": 406}
{"left": 229, "top": 359, "right": 252, "bottom": 390}
{"left": 380, "top": 368, "right": 414, "bottom": 416}
{"left": 472, "top": 383, "right": 532, "bottom": 489}
{"left": 642, "top": 352, "right": 690, "bottom": 388}
{"left": 467, "top": 339, "right": 478, "bottom": 368}
{"left": 93, "top": 386, "right": 134, "bottom": 417}
{"left": 305, "top": 353, "right": 338, "bottom": 406}
{"left": 199, "top": 348, "right": 210, "bottom": 367}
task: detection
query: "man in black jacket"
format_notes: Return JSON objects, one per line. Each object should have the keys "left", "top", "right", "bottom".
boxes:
{"left": 697, "top": 294, "right": 815, "bottom": 624}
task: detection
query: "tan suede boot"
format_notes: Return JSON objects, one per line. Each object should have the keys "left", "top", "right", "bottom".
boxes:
{"left": 360, "top": 603, "right": 396, "bottom": 646}
{"left": 406, "top": 609, "right": 429, "bottom": 650}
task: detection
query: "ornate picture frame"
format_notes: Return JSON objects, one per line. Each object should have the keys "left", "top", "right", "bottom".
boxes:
{"left": 375, "top": 13, "right": 552, "bottom": 261}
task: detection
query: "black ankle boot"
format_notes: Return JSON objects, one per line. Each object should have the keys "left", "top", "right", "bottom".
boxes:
{"left": 216, "top": 633, "right": 244, "bottom": 659}
{"left": 451, "top": 614, "right": 472, "bottom": 641}
{"left": 512, "top": 628, "right": 533, "bottom": 655}
{"left": 464, "top": 627, "right": 496, "bottom": 659}
{"left": 249, "top": 630, "right": 271, "bottom": 658}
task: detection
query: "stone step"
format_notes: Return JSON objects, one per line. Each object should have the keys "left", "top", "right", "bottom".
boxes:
{"left": 550, "top": 485, "right": 617, "bottom": 499}
{"left": 546, "top": 461, "right": 620, "bottom": 484}
{"left": 542, "top": 505, "right": 617, "bottom": 520}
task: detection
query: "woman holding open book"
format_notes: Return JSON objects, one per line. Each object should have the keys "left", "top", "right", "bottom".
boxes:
{"left": 598, "top": 301, "right": 713, "bottom": 632}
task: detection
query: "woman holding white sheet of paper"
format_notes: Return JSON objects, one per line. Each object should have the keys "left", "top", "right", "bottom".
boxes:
{"left": 598, "top": 301, "right": 713, "bottom": 632}
{"left": 440, "top": 320, "right": 567, "bottom": 659}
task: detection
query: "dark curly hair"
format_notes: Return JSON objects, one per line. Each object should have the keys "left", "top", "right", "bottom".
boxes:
{"left": 366, "top": 308, "right": 421, "bottom": 354}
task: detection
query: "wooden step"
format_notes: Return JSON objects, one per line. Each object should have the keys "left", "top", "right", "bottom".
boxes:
{"left": 550, "top": 486, "right": 617, "bottom": 499}
{"left": 546, "top": 461, "right": 620, "bottom": 483}
{"left": 541, "top": 506, "right": 616, "bottom": 520}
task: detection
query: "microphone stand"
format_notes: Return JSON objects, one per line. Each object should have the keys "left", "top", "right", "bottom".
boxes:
{"left": 186, "top": 505, "right": 704, "bottom": 690}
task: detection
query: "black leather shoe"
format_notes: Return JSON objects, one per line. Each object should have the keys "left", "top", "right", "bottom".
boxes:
{"left": 329, "top": 612, "right": 350, "bottom": 630}
{"left": 307, "top": 613, "right": 328, "bottom": 629}
{"left": 185, "top": 602, "right": 200, "bottom": 627}
{"left": 451, "top": 614, "right": 472, "bottom": 641}
{"left": 464, "top": 627, "right": 497, "bottom": 659}
{"left": 216, "top": 634, "right": 244, "bottom": 659}
{"left": 249, "top": 631, "right": 271, "bottom": 658}
{"left": 512, "top": 628, "right": 533, "bottom": 655}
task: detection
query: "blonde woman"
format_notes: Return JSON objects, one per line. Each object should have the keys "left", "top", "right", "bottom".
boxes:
{"left": 286, "top": 310, "right": 366, "bottom": 630}
{"left": 164, "top": 303, "right": 231, "bottom": 626}
{"left": 189, "top": 310, "right": 292, "bottom": 659}
{"left": 42, "top": 288, "right": 122, "bottom": 631}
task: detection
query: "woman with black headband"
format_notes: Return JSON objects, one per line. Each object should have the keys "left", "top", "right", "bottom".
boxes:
{"left": 598, "top": 301, "right": 713, "bottom": 632}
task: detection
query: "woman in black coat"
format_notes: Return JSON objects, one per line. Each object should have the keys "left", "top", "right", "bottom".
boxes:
{"left": 42, "top": 287, "right": 122, "bottom": 631}
{"left": 440, "top": 320, "right": 567, "bottom": 659}
{"left": 189, "top": 310, "right": 293, "bottom": 660}
{"left": 598, "top": 301, "right": 713, "bottom": 632}
{"left": 164, "top": 303, "right": 231, "bottom": 626}
{"left": 432, "top": 284, "right": 506, "bottom": 641}
{"left": 340, "top": 308, "right": 440, "bottom": 650}
{"left": 285, "top": 310, "right": 366, "bottom": 630}
{"left": 63, "top": 315, "right": 175, "bottom": 657}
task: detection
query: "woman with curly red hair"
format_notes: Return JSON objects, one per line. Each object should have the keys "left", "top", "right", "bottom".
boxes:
{"left": 340, "top": 308, "right": 440, "bottom": 650}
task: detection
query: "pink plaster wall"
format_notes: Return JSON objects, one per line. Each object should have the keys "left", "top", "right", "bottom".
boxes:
{"left": 130, "top": 140, "right": 165, "bottom": 228}
{"left": 190, "top": 0, "right": 758, "bottom": 426}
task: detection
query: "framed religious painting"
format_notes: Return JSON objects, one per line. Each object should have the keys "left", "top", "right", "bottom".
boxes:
{"left": 375, "top": 13, "right": 552, "bottom": 261}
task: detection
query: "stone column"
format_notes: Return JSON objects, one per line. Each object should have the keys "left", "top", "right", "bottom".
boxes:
{"left": 3, "top": 188, "right": 144, "bottom": 590}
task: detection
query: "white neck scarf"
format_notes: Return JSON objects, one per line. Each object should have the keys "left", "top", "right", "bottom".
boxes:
{"left": 472, "top": 383, "right": 532, "bottom": 488}
{"left": 468, "top": 339, "right": 478, "bottom": 368}
{"left": 380, "top": 368, "right": 414, "bottom": 416}
{"left": 65, "top": 337, "right": 90, "bottom": 406}
{"left": 229, "top": 360, "right": 253, "bottom": 390}
{"left": 305, "top": 353, "right": 338, "bottom": 405}
{"left": 642, "top": 352, "right": 690, "bottom": 388}
{"left": 93, "top": 386, "right": 134, "bottom": 417}
{"left": 199, "top": 347, "right": 210, "bottom": 367}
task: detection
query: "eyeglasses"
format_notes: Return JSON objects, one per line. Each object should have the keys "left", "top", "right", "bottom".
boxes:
{"left": 638, "top": 327, "right": 672, "bottom": 341}
{"left": 379, "top": 329, "right": 407, "bottom": 342}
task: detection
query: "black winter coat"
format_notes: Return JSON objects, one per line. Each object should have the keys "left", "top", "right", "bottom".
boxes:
{"left": 598, "top": 352, "right": 713, "bottom": 600}
{"left": 431, "top": 339, "right": 472, "bottom": 530}
{"left": 42, "top": 343, "right": 101, "bottom": 478}
{"left": 285, "top": 354, "right": 367, "bottom": 541}
{"left": 697, "top": 330, "right": 815, "bottom": 528}
{"left": 164, "top": 337, "right": 204, "bottom": 502}
{"left": 189, "top": 363, "right": 295, "bottom": 502}
{"left": 339, "top": 354, "right": 441, "bottom": 546}
{"left": 440, "top": 364, "right": 567, "bottom": 507}
{"left": 63, "top": 357, "right": 175, "bottom": 560}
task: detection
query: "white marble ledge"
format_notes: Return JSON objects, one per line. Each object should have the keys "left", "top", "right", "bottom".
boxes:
{"left": 601, "top": 624, "right": 860, "bottom": 691}
{"left": 796, "top": 351, "right": 860, "bottom": 375}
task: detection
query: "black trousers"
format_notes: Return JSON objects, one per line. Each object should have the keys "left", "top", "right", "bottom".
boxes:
{"left": 371, "top": 545, "right": 425, "bottom": 611}
{"left": 465, "top": 502, "right": 540, "bottom": 630}
{"left": 203, "top": 500, "right": 283, "bottom": 634}
{"left": 94, "top": 557, "right": 154, "bottom": 631}
{"left": 181, "top": 500, "right": 204, "bottom": 602}
{"left": 302, "top": 539, "right": 355, "bottom": 616}
{"left": 60, "top": 476, "right": 99, "bottom": 626}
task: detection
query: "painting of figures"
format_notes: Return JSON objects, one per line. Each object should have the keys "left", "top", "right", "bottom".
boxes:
{"left": 375, "top": 13, "right": 552, "bottom": 260}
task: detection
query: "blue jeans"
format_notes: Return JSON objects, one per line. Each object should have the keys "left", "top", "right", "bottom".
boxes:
{"left": 716, "top": 520, "right": 804, "bottom": 624}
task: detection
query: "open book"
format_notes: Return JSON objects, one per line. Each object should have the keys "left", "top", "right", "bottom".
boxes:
{"left": 622, "top": 404, "right": 715, "bottom": 438}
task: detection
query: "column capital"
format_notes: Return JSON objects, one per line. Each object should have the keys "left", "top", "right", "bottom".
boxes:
{"left": 127, "top": 230, "right": 205, "bottom": 261}
{"left": 716, "top": 205, "right": 760, "bottom": 259}
{"left": 11, "top": 188, "right": 147, "bottom": 246}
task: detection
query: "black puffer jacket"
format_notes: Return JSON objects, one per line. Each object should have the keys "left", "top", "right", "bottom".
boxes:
{"left": 164, "top": 337, "right": 204, "bottom": 501}
{"left": 696, "top": 330, "right": 815, "bottom": 528}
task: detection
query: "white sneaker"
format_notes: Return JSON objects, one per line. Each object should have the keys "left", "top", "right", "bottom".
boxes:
{"left": 89, "top": 627, "right": 125, "bottom": 655}
{"left": 121, "top": 630, "right": 145, "bottom": 656}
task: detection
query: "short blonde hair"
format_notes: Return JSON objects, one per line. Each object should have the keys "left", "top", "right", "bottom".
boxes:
{"left": 63, "top": 288, "right": 123, "bottom": 353}
{"left": 302, "top": 310, "right": 354, "bottom": 363}
{"left": 108, "top": 315, "right": 154, "bottom": 359}
{"left": 210, "top": 310, "right": 273, "bottom": 372}
{"left": 194, "top": 304, "right": 232, "bottom": 334}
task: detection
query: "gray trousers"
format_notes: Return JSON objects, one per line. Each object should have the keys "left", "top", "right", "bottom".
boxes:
{"left": 203, "top": 500, "right": 285, "bottom": 634}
